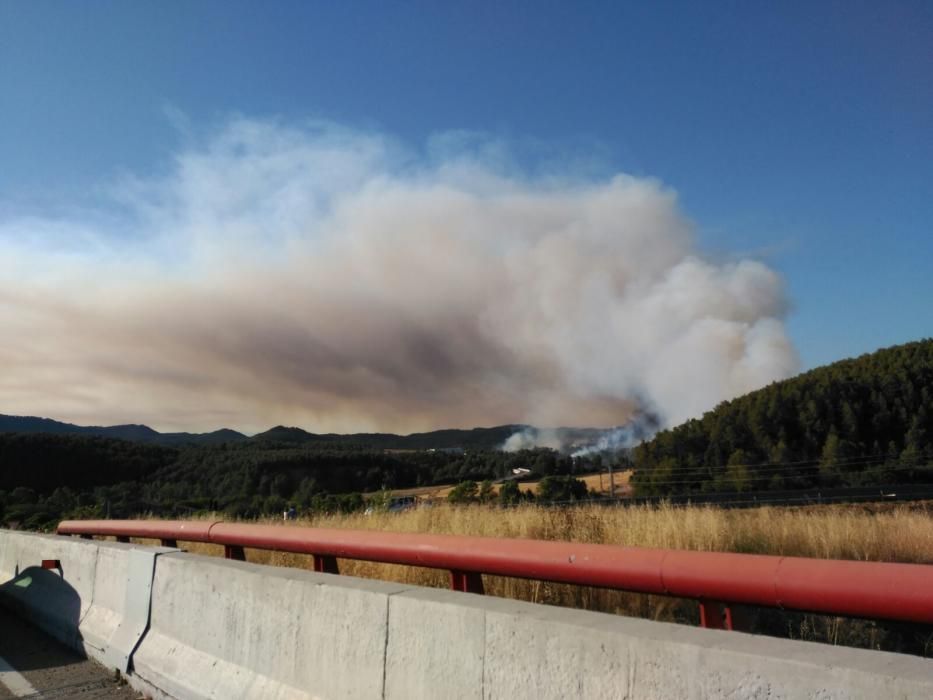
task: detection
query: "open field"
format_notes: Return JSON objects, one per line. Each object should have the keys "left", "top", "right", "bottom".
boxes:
{"left": 142, "top": 501, "right": 933, "bottom": 654}
{"left": 573, "top": 470, "right": 633, "bottom": 496}
{"left": 382, "top": 469, "right": 633, "bottom": 500}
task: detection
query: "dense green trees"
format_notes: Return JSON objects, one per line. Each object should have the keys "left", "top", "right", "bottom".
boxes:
{"left": 536, "top": 476, "right": 589, "bottom": 503}
{"left": 445, "top": 476, "right": 590, "bottom": 505}
{"left": 447, "top": 481, "right": 479, "bottom": 503}
{"left": 633, "top": 339, "right": 933, "bottom": 496}
{"left": 0, "top": 433, "right": 175, "bottom": 492}
{"left": 0, "top": 430, "right": 597, "bottom": 530}
{"left": 498, "top": 480, "right": 522, "bottom": 505}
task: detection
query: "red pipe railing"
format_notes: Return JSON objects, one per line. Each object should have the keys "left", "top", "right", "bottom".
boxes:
{"left": 57, "top": 519, "right": 933, "bottom": 631}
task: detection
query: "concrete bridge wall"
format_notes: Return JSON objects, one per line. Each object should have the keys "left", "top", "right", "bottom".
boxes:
{"left": 1, "top": 528, "right": 931, "bottom": 699}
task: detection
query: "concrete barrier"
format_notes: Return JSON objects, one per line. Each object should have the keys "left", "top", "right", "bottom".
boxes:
{"left": 131, "top": 552, "right": 408, "bottom": 699}
{"left": 0, "top": 530, "right": 174, "bottom": 673}
{"left": 0, "top": 529, "right": 98, "bottom": 648}
{"left": 385, "top": 585, "right": 933, "bottom": 700}
{"left": 86, "top": 545, "right": 171, "bottom": 672}
{"left": 3, "top": 529, "right": 933, "bottom": 699}
{"left": 131, "top": 550, "right": 933, "bottom": 700}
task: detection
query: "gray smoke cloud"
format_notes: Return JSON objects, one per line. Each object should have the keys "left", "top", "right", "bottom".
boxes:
{"left": 0, "top": 118, "right": 799, "bottom": 434}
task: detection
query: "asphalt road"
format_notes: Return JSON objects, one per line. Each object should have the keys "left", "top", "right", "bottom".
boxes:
{"left": 0, "top": 606, "right": 140, "bottom": 699}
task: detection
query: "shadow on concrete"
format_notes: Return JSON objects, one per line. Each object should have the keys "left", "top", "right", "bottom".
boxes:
{"left": 0, "top": 565, "right": 88, "bottom": 672}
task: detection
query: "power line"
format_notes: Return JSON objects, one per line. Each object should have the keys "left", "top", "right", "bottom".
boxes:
{"left": 636, "top": 489, "right": 933, "bottom": 509}
{"left": 626, "top": 462, "right": 933, "bottom": 488}
{"left": 626, "top": 452, "right": 930, "bottom": 479}
{"left": 501, "top": 485, "right": 933, "bottom": 510}
{"left": 631, "top": 451, "right": 915, "bottom": 473}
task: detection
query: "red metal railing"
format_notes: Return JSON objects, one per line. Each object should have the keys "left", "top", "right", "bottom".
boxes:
{"left": 57, "top": 519, "right": 933, "bottom": 631}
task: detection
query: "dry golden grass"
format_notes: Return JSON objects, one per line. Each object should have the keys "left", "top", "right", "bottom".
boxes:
{"left": 298, "top": 500, "right": 933, "bottom": 563}
{"left": 126, "top": 502, "right": 933, "bottom": 653}
{"left": 573, "top": 470, "right": 632, "bottom": 496}
{"left": 137, "top": 501, "right": 933, "bottom": 636}
{"left": 385, "top": 470, "right": 633, "bottom": 500}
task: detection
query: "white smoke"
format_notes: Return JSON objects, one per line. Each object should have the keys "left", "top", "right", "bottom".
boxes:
{"left": 0, "top": 117, "right": 799, "bottom": 434}
{"left": 501, "top": 428, "right": 565, "bottom": 452}
{"left": 569, "top": 411, "right": 661, "bottom": 457}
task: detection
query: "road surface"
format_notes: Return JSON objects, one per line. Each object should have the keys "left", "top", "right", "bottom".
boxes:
{"left": 0, "top": 606, "right": 139, "bottom": 699}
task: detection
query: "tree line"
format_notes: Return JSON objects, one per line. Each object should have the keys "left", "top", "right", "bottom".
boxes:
{"left": 632, "top": 339, "right": 933, "bottom": 496}
{"left": 0, "top": 432, "right": 601, "bottom": 530}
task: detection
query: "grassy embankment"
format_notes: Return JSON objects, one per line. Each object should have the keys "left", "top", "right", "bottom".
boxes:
{"left": 145, "top": 501, "right": 933, "bottom": 654}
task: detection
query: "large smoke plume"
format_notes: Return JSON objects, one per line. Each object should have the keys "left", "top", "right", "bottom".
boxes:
{"left": 0, "top": 118, "right": 798, "bottom": 434}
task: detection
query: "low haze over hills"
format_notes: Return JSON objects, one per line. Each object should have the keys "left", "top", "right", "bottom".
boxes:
{"left": 0, "top": 414, "right": 609, "bottom": 452}
{"left": 1, "top": 339, "right": 931, "bottom": 530}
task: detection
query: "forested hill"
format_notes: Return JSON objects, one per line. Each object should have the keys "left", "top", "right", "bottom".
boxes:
{"left": 0, "top": 414, "right": 248, "bottom": 446}
{"left": 0, "top": 415, "right": 532, "bottom": 451}
{"left": 632, "top": 339, "right": 933, "bottom": 495}
{"left": 251, "top": 424, "right": 529, "bottom": 449}
{"left": 0, "top": 415, "right": 528, "bottom": 449}
{"left": 0, "top": 416, "right": 617, "bottom": 528}
{"left": 0, "top": 431, "right": 591, "bottom": 530}
{"left": 251, "top": 425, "right": 609, "bottom": 450}
{"left": 0, "top": 415, "right": 608, "bottom": 452}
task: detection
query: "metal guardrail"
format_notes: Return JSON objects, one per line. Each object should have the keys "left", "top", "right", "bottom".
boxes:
{"left": 57, "top": 519, "right": 933, "bottom": 631}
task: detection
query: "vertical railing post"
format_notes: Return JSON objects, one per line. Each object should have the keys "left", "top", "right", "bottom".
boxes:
{"left": 723, "top": 605, "right": 735, "bottom": 630}
{"left": 224, "top": 545, "right": 246, "bottom": 561}
{"left": 450, "top": 570, "right": 485, "bottom": 594}
{"left": 698, "top": 600, "right": 734, "bottom": 630}
{"left": 313, "top": 554, "right": 339, "bottom": 574}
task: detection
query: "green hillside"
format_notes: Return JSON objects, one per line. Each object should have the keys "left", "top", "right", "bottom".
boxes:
{"left": 0, "top": 432, "right": 586, "bottom": 530}
{"left": 250, "top": 424, "right": 529, "bottom": 449}
{"left": 632, "top": 339, "right": 933, "bottom": 496}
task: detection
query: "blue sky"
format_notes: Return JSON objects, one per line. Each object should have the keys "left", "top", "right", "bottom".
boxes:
{"left": 0, "top": 2, "right": 931, "bottom": 431}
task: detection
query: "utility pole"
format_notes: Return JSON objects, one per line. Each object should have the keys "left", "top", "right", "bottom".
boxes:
{"left": 608, "top": 460, "right": 615, "bottom": 499}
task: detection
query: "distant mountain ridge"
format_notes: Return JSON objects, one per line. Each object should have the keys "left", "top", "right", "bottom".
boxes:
{"left": 249, "top": 424, "right": 532, "bottom": 449}
{"left": 0, "top": 414, "right": 615, "bottom": 451}
{"left": 0, "top": 414, "right": 248, "bottom": 447}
